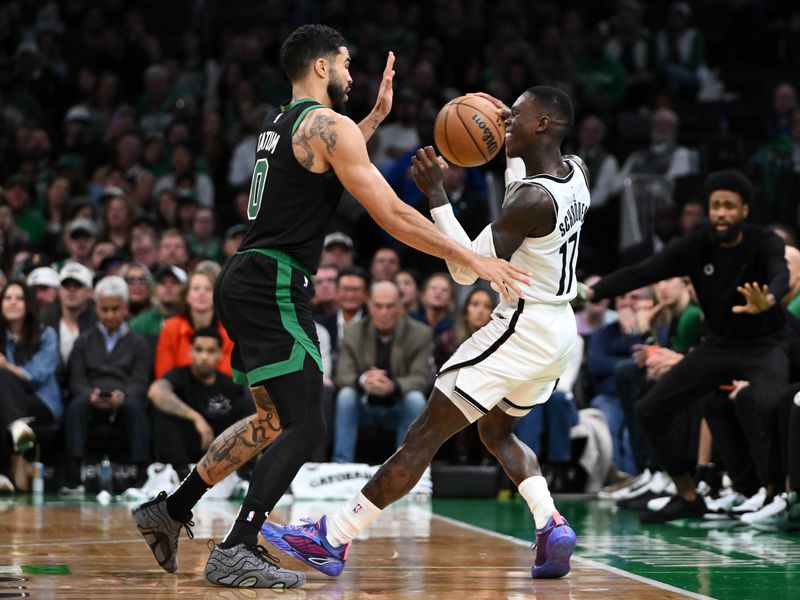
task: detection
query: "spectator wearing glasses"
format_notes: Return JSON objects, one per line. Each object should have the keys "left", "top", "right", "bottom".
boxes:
{"left": 121, "top": 263, "right": 154, "bottom": 317}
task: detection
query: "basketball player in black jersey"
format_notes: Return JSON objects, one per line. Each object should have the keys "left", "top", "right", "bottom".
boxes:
{"left": 132, "top": 24, "right": 529, "bottom": 588}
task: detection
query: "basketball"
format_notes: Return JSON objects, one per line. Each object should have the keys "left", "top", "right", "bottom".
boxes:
{"left": 433, "top": 95, "right": 506, "bottom": 167}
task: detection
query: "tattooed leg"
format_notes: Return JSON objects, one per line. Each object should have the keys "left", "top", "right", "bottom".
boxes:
{"left": 477, "top": 408, "right": 540, "bottom": 486}
{"left": 363, "top": 389, "right": 469, "bottom": 508}
{"left": 197, "top": 385, "right": 282, "bottom": 484}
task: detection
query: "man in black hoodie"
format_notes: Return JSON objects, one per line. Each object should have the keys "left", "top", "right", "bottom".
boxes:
{"left": 587, "top": 169, "right": 790, "bottom": 522}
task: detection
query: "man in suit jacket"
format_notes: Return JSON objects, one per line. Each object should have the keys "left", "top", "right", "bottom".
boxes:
{"left": 332, "top": 280, "right": 434, "bottom": 463}
{"left": 61, "top": 276, "right": 152, "bottom": 492}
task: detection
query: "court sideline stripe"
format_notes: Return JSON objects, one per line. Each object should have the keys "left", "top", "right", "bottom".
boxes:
{"left": 432, "top": 514, "right": 715, "bottom": 600}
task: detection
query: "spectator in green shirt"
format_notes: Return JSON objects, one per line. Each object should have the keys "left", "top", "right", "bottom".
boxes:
{"left": 4, "top": 175, "right": 46, "bottom": 247}
{"left": 131, "top": 265, "right": 186, "bottom": 341}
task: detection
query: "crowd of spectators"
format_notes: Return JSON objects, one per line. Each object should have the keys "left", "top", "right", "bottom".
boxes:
{"left": 1, "top": 1, "right": 800, "bottom": 530}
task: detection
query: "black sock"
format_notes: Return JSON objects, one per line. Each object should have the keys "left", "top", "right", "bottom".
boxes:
{"left": 219, "top": 498, "right": 271, "bottom": 549}
{"left": 166, "top": 468, "right": 210, "bottom": 521}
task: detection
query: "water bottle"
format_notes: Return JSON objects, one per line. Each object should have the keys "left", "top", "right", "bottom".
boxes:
{"left": 99, "top": 456, "right": 113, "bottom": 493}
{"left": 32, "top": 461, "right": 45, "bottom": 494}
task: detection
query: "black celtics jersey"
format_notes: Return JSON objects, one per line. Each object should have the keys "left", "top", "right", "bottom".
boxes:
{"left": 238, "top": 98, "right": 343, "bottom": 272}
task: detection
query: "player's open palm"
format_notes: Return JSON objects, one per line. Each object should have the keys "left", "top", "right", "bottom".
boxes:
{"left": 472, "top": 255, "right": 531, "bottom": 303}
{"left": 732, "top": 282, "right": 774, "bottom": 314}
{"left": 371, "top": 51, "right": 395, "bottom": 121}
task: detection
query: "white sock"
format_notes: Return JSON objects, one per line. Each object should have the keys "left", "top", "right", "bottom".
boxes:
{"left": 325, "top": 491, "right": 382, "bottom": 547}
{"left": 518, "top": 475, "right": 557, "bottom": 530}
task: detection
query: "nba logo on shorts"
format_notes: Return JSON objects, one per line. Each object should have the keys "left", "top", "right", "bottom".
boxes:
{"left": 246, "top": 510, "right": 256, "bottom": 522}
{"left": 353, "top": 504, "right": 363, "bottom": 515}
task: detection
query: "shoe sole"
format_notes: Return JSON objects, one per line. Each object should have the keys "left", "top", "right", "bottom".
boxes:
{"left": 531, "top": 527, "right": 576, "bottom": 579}
{"left": 261, "top": 523, "right": 344, "bottom": 577}
{"left": 205, "top": 556, "right": 305, "bottom": 589}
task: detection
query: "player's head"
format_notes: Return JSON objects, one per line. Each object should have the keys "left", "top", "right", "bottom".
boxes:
{"left": 505, "top": 86, "right": 573, "bottom": 157}
{"left": 280, "top": 25, "right": 351, "bottom": 112}
{"left": 704, "top": 168, "right": 752, "bottom": 243}
{"left": 190, "top": 326, "right": 222, "bottom": 376}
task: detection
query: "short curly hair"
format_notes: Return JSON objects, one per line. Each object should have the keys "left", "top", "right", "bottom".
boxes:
{"left": 280, "top": 25, "right": 347, "bottom": 82}
{"left": 704, "top": 168, "right": 753, "bottom": 204}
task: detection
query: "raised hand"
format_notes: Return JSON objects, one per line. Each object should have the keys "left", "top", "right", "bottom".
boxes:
{"left": 410, "top": 146, "right": 447, "bottom": 196}
{"left": 732, "top": 282, "right": 775, "bottom": 314}
{"left": 371, "top": 51, "right": 396, "bottom": 121}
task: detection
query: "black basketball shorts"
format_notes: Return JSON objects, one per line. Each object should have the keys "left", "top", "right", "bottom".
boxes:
{"left": 214, "top": 248, "right": 322, "bottom": 386}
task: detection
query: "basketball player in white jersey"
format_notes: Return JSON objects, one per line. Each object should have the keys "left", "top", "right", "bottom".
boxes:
{"left": 262, "top": 86, "right": 587, "bottom": 579}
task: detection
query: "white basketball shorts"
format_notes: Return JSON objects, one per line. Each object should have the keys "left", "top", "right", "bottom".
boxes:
{"left": 436, "top": 299, "right": 578, "bottom": 423}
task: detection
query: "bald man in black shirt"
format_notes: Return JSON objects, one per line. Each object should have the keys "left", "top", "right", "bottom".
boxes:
{"left": 587, "top": 169, "right": 790, "bottom": 522}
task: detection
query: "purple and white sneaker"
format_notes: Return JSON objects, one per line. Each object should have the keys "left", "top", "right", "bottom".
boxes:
{"left": 261, "top": 515, "right": 350, "bottom": 577}
{"left": 531, "top": 512, "right": 576, "bottom": 579}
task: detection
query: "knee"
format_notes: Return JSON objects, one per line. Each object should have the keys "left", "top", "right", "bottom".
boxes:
{"left": 336, "top": 387, "right": 359, "bottom": 411}
{"left": 120, "top": 398, "right": 149, "bottom": 417}
{"left": 402, "top": 391, "right": 426, "bottom": 414}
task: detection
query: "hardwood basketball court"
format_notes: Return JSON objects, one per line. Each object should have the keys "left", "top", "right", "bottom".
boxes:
{"left": 0, "top": 497, "right": 705, "bottom": 599}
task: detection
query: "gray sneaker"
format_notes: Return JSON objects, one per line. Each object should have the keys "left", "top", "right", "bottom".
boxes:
{"left": 131, "top": 491, "right": 194, "bottom": 573}
{"left": 205, "top": 543, "right": 306, "bottom": 588}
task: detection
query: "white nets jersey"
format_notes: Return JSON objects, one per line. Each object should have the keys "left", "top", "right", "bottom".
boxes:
{"left": 503, "top": 156, "right": 591, "bottom": 305}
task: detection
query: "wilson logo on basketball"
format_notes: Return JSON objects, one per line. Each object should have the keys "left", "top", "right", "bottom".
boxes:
{"left": 471, "top": 113, "right": 499, "bottom": 154}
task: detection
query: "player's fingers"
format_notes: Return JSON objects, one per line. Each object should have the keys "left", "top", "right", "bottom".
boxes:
{"left": 731, "top": 305, "right": 746, "bottom": 313}
{"left": 507, "top": 262, "right": 533, "bottom": 284}
{"left": 424, "top": 145, "right": 439, "bottom": 164}
{"left": 417, "top": 146, "right": 435, "bottom": 167}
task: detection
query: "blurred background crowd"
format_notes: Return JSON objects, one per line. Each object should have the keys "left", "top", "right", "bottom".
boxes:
{"left": 1, "top": 0, "right": 800, "bottom": 519}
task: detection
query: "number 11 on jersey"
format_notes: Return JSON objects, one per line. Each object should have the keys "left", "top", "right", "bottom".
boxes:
{"left": 248, "top": 158, "right": 269, "bottom": 220}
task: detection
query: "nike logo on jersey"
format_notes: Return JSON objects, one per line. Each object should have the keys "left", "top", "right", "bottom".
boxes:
{"left": 274, "top": 113, "right": 283, "bottom": 124}
{"left": 303, "top": 276, "right": 309, "bottom": 287}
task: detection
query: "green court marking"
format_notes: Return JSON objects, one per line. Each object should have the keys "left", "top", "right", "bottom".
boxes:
{"left": 433, "top": 497, "right": 800, "bottom": 600}
{"left": 0, "top": 566, "right": 71, "bottom": 575}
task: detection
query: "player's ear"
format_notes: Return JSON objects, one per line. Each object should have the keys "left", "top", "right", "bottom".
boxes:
{"left": 313, "top": 57, "right": 328, "bottom": 79}
{"left": 537, "top": 115, "right": 550, "bottom": 132}
{"left": 742, "top": 202, "right": 749, "bottom": 220}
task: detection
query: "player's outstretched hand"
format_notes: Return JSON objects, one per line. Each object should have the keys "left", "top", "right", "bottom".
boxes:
{"left": 732, "top": 281, "right": 775, "bottom": 314}
{"left": 371, "top": 51, "right": 396, "bottom": 121}
{"left": 471, "top": 255, "right": 531, "bottom": 303}
{"left": 467, "top": 92, "right": 510, "bottom": 121}
{"left": 411, "top": 146, "right": 448, "bottom": 196}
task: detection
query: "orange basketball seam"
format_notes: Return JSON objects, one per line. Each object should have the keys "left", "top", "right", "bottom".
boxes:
{"left": 442, "top": 101, "right": 466, "bottom": 167}
{"left": 458, "top": 99, "right": 504, "bottom": 144}
{"left": 453, "top": 101, "right": 490, "bottom": 165}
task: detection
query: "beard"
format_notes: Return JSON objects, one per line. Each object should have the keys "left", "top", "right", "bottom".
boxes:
{"left": 715, "top": 219, "right": 744, "bottom": 243}
{"left": 327, "top": 73, "right": 348, "bottom": 113}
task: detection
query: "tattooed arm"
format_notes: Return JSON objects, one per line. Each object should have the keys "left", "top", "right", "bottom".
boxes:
{"left": 294, "top": 108, "right": 530, "bottom": 302}
{"left": 357, "top": 51, "right": 395, "bottom": 142}
{"left": 148, "top": 379, "right": 199, "bottom": 422}
{"left": 149, "top": 378, "right": 217, "bottom": 450}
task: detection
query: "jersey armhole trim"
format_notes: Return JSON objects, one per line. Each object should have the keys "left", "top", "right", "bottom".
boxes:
{"left": 291, "top": 104, "right": 326, "bottom": 135}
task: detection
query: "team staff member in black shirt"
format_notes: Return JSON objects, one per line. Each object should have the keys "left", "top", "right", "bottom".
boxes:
{"left": 587, "top": 169, "right": 790, "bottom": 522}
{"left": 148, "top": 327, "right": 253, "bottom": 479}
